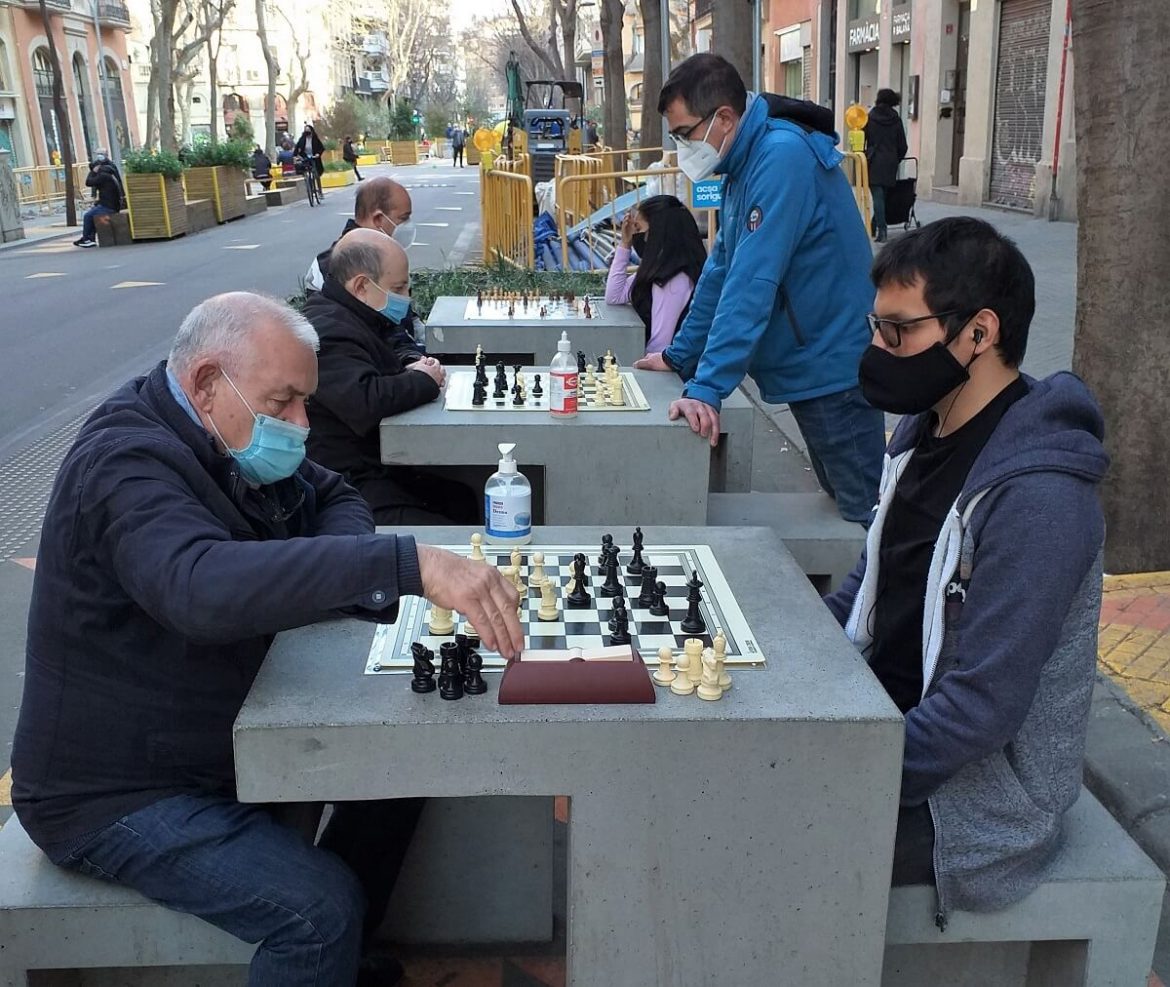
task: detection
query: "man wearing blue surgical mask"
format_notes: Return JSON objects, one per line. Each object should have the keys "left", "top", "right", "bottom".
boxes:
{"left": 11, "top": 291, "right": 523, "bottom": 986}
{"left": 303, "top": 229, "right": 479, "bottom": 525}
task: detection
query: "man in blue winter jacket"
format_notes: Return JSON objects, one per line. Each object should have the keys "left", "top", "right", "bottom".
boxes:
{"left": 11, "top": 292, "right": 523, "bottom": 986}
{"left": 825, "top": 217, "right": 1108, "bottom": 923}
{"left": 635, "top": 53, "right": 885, "bottom": 524}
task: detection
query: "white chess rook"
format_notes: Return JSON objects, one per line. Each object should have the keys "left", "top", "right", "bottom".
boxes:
{"left": 685, "top": 638, "right": 704, "bottom": 685}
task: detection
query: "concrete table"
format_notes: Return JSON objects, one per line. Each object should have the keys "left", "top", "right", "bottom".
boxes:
{"left": 425, "top": 295, "right": 647, "bottom": 366}
{"left": 379, "top": 370, "right": 754, "bottom": 525}
{"left": 234, "top": 525, "right": 904, "bottom": 987}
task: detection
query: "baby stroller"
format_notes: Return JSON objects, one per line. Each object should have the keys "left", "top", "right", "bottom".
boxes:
{"left": 884, "top": 157, "right": 921, "bottom": 231}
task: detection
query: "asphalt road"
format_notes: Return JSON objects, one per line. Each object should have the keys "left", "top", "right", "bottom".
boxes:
{"left": 0, "top": 159, "right": 482, "bottom": 460}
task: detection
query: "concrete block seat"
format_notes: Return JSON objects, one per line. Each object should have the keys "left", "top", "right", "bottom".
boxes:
{"left": 184, "top": 198, "right": 216, "bottom": 234}
{"left": 883, "top": 790, "right": 1165, "bottom": 987}
{"left": 263, "top": 177, "right": 307, "bottom": 207}
{"left": 93, "top": 210, "right": 131, "bottom": 247}
{"left": 706, "top": 491, "right": 866, "bottom": 592}
{"left": 243, "top": 192, "right": 268, "bottom": 216}
{"left": 0, "top": 796, "right": 553, "bottom": 984}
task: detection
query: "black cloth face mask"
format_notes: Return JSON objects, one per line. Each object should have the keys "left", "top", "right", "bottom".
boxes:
{"left": 631, "top": 232, "right": 647, "bottom": 256}
{"left": 858, "top": 341, "right": 973, "bottom": 416}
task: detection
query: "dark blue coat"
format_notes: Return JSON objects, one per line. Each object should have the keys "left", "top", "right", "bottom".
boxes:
{"left": 12, "top": 363, "right": 421, "bottom": 852}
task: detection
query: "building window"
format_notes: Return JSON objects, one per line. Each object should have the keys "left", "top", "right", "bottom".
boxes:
{"left": 849, "top": 0, "right": 878, "bottom": 19}
{"left": 72, "top": 52, "right": 97, "bottom": 159}
{"left": 0, "top": 39, "right": 10, "bottom": 92}
{"left": 783, "top": 59, "right": 802, "bottom": 98}
{"left": 33, "top": 48, "right": 70, "bottom": 161}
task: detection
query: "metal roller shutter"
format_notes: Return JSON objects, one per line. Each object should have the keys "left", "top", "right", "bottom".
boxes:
{"left": 988, "top": 0, "right": 1052, "bottom": 210}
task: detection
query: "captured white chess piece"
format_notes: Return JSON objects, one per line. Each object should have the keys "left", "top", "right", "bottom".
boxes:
{"left": 537, "top": 580, "right": 559, "bottom": 621}
{"left": 670, "top": 649, "right": 695, "bottom": 696}
{"left": 428, "top": 605, "right": 455, "bottom": 636}
{"left": 697, "top": 648, "right": 723, "bottom": 701}
{"left": 684, "top": 638, "right": 704, "bottom": 686}
{"left": 653, "top": 646, "right": 676, "bottom": 686}
{"left": 713, "top": 632, "right": 731, "bottom": 691}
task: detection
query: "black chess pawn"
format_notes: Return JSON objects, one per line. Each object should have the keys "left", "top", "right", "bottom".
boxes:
{"left": 512, "top": 382, "right": 525, "bottom": 406}
{"left": 609, "top": 605, "right": 631, "bottom": 646}
{"left": 574, "top": 551, "right": 591, "bottom": 587}
{"left": 608, "top": 593, "right": 625, "bottom": 630}
{"left": 532, "top": 374, "right": 543, "bottom": 398}
{"left": 680, "top": 570, "right": 706, "bottom": 634}
{"left": 567, "top": 555, "right": 592, "bottom": 608}
{"left": 649, "top": 580, "right": 670, "bottom": 617}
{"left": 600, "top": 553, "right": 622, "bottom": 597}
{"left": 438, "top": 643, "right": 464, "bottom": 700}
{"left": 463, "top": 650, "right": 488, "bottom": 695}
{"left": 627, "top": 527, "right": 646, "bottom": 574}
{"left": 472, "top": 379, "right": 487, "bottom": 406}
{"left": 636, "top": 565, "right": 658, "bottom": 608}
{"left": 410, "top": 642, "right": 437, "bottom": 693}
{"left": 455, "top": 634, "right": 471, "bottom": 676}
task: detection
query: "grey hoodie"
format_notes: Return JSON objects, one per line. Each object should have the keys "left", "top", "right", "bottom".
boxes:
{"left": 825, "top": 372, "right": 1108, "bottom": 923}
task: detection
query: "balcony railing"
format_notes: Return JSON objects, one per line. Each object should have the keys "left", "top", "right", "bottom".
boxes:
{"left": 96, "top": 0, "right": 131, "bottom": 27}
{"left": 362, "top": 33, "right": 389, "bottom": 56}
{"left": 15, "top": 0, "right": 73, "bottom": 11}
{"left": 357, "top": 70, "right": 388, "bottom": 93}
{"left": 693, "top": 0, "right": 713, "bottom": 19}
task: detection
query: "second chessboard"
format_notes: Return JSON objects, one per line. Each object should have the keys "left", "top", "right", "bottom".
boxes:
{"left": 444, "top": 367, "right": 651, "bottom": 412}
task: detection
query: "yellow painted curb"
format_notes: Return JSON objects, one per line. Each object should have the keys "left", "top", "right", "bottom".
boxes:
{"left": 1103, "top": 571, "right": 1170, "bottom": 591}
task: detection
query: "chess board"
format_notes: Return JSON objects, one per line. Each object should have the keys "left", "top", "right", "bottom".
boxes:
{"left": 444, "top": 369, "right": 651, "bottom": 412}
{"left": 463, "top": 295, "right": 610, "bottom": 321}
{"left": 365, "top": 543, "right": 764, "bottom": 674}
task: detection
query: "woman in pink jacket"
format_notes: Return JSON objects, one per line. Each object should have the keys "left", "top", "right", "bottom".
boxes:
{"left": 605, "top": 195, "right": 708, "bottom": 355}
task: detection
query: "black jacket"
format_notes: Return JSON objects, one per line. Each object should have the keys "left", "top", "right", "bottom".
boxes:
{"left": 11, "top": 363, "right": 420, "bottom": 851}
{"left": 343, "top": 139, "right": 358, "bottom": 162}
{"left": 304, "top": 279, "right": 438, "bottom": 513}
{"left": 86, "top": 163, "right": 122, "bottom": 211}
{"left": 864, "top": 104, "right": 908, "bottom": 187}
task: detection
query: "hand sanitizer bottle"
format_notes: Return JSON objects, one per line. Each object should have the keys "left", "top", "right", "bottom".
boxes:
{"left": 549, "top": 330, "right": 578, "bottom": 418}
{"left": 484, "top": 442, "right": 532, "bottom": 545}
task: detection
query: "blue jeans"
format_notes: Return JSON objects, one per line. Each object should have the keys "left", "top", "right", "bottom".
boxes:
{"left": 82, "top": 204, "right": 117, "bottom": 240}
{"left": 787, "top": 386, "right": 885, "bottom": 525}
{"left": 52, "top": 792, "right": 424, "bottom": 985}
{"left": 871, "top": 185, "right": 888, "bottom": 237}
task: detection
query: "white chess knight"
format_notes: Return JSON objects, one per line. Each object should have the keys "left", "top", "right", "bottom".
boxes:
{"left": 714, "top": 632, "right": 731, "bottom": 691}
{"left": 697, "top": 648, "right": 723, "bottom": 701}
{"left": 537, "top": 580, "right": 559, "bottom": 621}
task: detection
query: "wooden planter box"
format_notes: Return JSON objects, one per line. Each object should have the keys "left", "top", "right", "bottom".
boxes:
{"left": 390, "top": 141, "right": 418, "bottom": 165}
{"left": 466, "top": 144, "right": 483, "bottom": 166}
{"left": 125, "top": 173, "right": 188, "bottom": 240}
{"left": 184, "top": 166, "right": 246, "bottom": 223}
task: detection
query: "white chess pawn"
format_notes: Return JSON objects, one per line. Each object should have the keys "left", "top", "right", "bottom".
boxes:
{"left": 684, "top": 638, "right": 704, "bottom": 685}
{"left": 530, "top": 552, "right": 547, "bottom": 588}
{"left": 428, "top": 605, "right": 455, "bottom": 636}
{"left": 697, "top": 649, "right": 723, "bottom": 701}
{"left": 470, "top": 532, "right": 486, "bottom": 562}
{"left": 670, "top": 650, "right": 695, "bottom": 696}
{"left": 713, "top": 632, "right": 731, "bottom": 691}
{"left": 653, "top": 646, "right": 676, "bottom": 686}
{"left": 537, "top": 580, "right": 559, "bottom": 621}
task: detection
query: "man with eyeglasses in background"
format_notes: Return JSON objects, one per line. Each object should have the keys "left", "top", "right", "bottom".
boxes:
{"left": 824, "top": 216, "right": 1108, "bottom": 923}
{"left": 634, "top": 52, "right": 884, "bottom": 526}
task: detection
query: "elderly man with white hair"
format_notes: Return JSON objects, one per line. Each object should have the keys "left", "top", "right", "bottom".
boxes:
{"left": 10, "top": 291, "right": 523, "bottom": 986}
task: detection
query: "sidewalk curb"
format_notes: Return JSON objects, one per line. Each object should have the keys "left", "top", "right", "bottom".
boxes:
{"left": 0, "top": 228, "right": 75, "bottom": 252}
{"left": 1104, "top": 571, "right": 1170, "bottom": 591}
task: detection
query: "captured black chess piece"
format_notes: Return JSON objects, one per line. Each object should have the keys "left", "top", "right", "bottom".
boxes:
{"left": 681, "top": 570, "right": 706, "bottom": 634}
{"left": 609, "top": 601, "right": 631, "bottom": 645}
{"left": 410, "top": 642, "right": 436, "bottom": 693}
{"left": 636, "top": 565, "right": 658, "bottom": 608}
{"left": 567, "top": 554, "right": 592, "bottom": 608}
{"left": 512, "top": 381, "right": 525, "bottom": 406}
{"left": 577, "top": 350, "right": 587, "bottom": 374}
{"left": 532, "top": 374, "right": 543, "bottom": 398}
{"left": 463, "top": 650, "right": 488, "bottom": 695}
{"left": 649, "top": 580, "right": 670, "bottom": 618}
{"left": 493, "top": 361, "right": 507, "bottom": 398}
{"left": 627, "top": 527, "right": 646, "bottom": 575}
{"left": 438, "top": 642, "right": 464, "bottom": 700}
{"left": 597, "top": 354, "right": 606, "bottom": 375}
{"left": 472, "top": 379, "right": 487, "bottom": 406}
{"left": 600, "top": 552, "right": 622, "bottom": 597}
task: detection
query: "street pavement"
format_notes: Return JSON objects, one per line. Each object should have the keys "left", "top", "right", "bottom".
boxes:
{"left": 0, "top": 182, "right": 1168, "bottom": 984}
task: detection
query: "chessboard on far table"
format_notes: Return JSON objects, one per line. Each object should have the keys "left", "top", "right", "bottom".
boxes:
{"left": 463, "top": 293, "right": 608, "bottom": 322}
{"left": 444, "top": 367, "right": 651, "bottom": 412}
{"left": 366, "top": 541, "right": 764, "bottom": 674}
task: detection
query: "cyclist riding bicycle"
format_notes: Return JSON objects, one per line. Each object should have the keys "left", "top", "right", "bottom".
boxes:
{"left": 294, "top": 123, "right": 325, "bottom": 198}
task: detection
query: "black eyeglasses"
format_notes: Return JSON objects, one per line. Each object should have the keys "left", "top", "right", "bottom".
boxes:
{"left": 671, "top": 112, "right": 714, "bottom": 146}
{"left": 866, "top": 310, "right": 963, "bottom": 348}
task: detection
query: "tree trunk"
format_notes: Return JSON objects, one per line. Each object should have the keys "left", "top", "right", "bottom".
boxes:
{"left": 155, "top": 1, "right": 179, "bottom": 151}
{"left": 255, "top": 0, "right": 278, "bottom": 154}
{"left": 638, "top": 0, "right": 662, "bottom": 162}
{"left": 37, "top": 0, "right": 76, "bottom": 226}
{"left": 557, "top": 0, "right": 577, "bottom": 85}
{"left": 207, "top": 36, "right": 219, "bottom": 142}
{"left": 509, "top": 0, "right": 561, "bottom": 78}
{"left": 145, "top": 41, "right": 159, "bottom": 147}
{"left": 712, "top": 0, "right": 753, "bottom": 87}
{"left": 600, "top": 0, "right": 626, "bottom": 151}
{"left": 1070, "top": 0, "right": 1170, "bottom": 571}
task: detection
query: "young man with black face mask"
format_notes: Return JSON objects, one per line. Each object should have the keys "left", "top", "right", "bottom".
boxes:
{"left": 824, "top": 217, "right": 1109, "bottom": 925}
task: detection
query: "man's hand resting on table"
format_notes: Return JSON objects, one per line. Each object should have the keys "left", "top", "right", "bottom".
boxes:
{"left": 417, "top": 546, "right": 523, "bottom": 658}
{"left": 633, "top": 352, "right": 670, "bottom": 372}
{"left": 409, "top": 356, "right": 446, "bottom": 387}
{"left": 669, "top": 397, "right": 721, "bottom": 448}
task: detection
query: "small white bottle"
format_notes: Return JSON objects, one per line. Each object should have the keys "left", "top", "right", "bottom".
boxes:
{"left": 484, "top": 442, "right": 532, "bottom": 545}
{"left": 549, "top": 330, "right": 578, "bottom": 419}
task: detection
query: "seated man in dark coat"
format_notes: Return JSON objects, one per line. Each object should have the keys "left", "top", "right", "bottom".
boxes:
{"left": 11, "top": 291, "right": 522, "bottom": 986}
{"left": 304, "top": 228, "right": 478, "bottom": 524}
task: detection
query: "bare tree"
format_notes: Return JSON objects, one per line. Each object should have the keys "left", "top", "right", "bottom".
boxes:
{"left": 550, "top": 0, "right": 578, "bottom": 82}
{"left": 1071, "top": 0, "right": 1170, "bottom": 571}
{"left": 275, "top": 6, "right": 311, "bottom": 134}
{"left": 36, "top": 0, "right": 76, "bottom": 225}
{"left": 200, "top": 0, "right": 234, "bottom": 141}
{"left": 384, "top": 0, "right": 429, "bottom": 105}
{"left": 638, "top": 0, "right": 662, "bottom": 159}
{"left": 599, "top": 0, "right": 626, "bottom": 150}
{"left": 254, "top": 0, "right": 279, "bottom": 154}
{"left": 173, "top": 0, "right": 232, "bottom": 144}
{"left": 508, "top": 0, "right": 564, "bottom": 78}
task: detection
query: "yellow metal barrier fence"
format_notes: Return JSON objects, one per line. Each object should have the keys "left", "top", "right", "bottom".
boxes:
{"left": 840, "top": 151, "right": 872, "bottom": 231}
{"left": 480, "top": 163, "right": 535, "bottom": 269}
{"left": 13, "top": 163, "right": 90, "bottom": 208}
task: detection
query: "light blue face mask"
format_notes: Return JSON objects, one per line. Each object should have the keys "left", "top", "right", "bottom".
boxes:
{"left": 207, "top": 370, "right": 309, "bottom": 486}
{"left": 373, "top": 281, "right": 411, "bottom": 323}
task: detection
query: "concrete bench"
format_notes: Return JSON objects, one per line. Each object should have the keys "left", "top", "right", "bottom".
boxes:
{"left": 706, "top": 491, "right": 866, "bottom": 592}
{"left": 184, "top": 199, "right": 216, "bottom": 234}
{"left": 883, "top": 790, "right": 1165, "bottom": 987}
{"left": 243, "top": 193, "right": 268, "bottom": 216}
{"left": 263, "top": 178, "right": 307, "bottom": 207}
{"left": 93, "top": 210, "right": 131, "bottom": 247}
{"left": 0, "top": 797, "right": 553, "bottom": 985}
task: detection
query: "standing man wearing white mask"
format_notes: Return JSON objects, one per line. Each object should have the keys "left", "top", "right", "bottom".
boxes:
{"left": 634, "top": 53, "right": 885, "bottom": 526}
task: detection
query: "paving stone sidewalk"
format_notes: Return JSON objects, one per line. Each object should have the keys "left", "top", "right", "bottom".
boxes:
{"left": 1099, "top": 573, "right": 1170, "bottom": 733}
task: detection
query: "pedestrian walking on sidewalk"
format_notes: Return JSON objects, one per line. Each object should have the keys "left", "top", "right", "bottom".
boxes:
{"left": 865, "top": 89, "right": 908, "bottom": 243}
{"left": 452, "top": 127, "right": 466, "bottom": 168}
{"left": 343, "top": 136, "right": 362, "bottom": 182}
